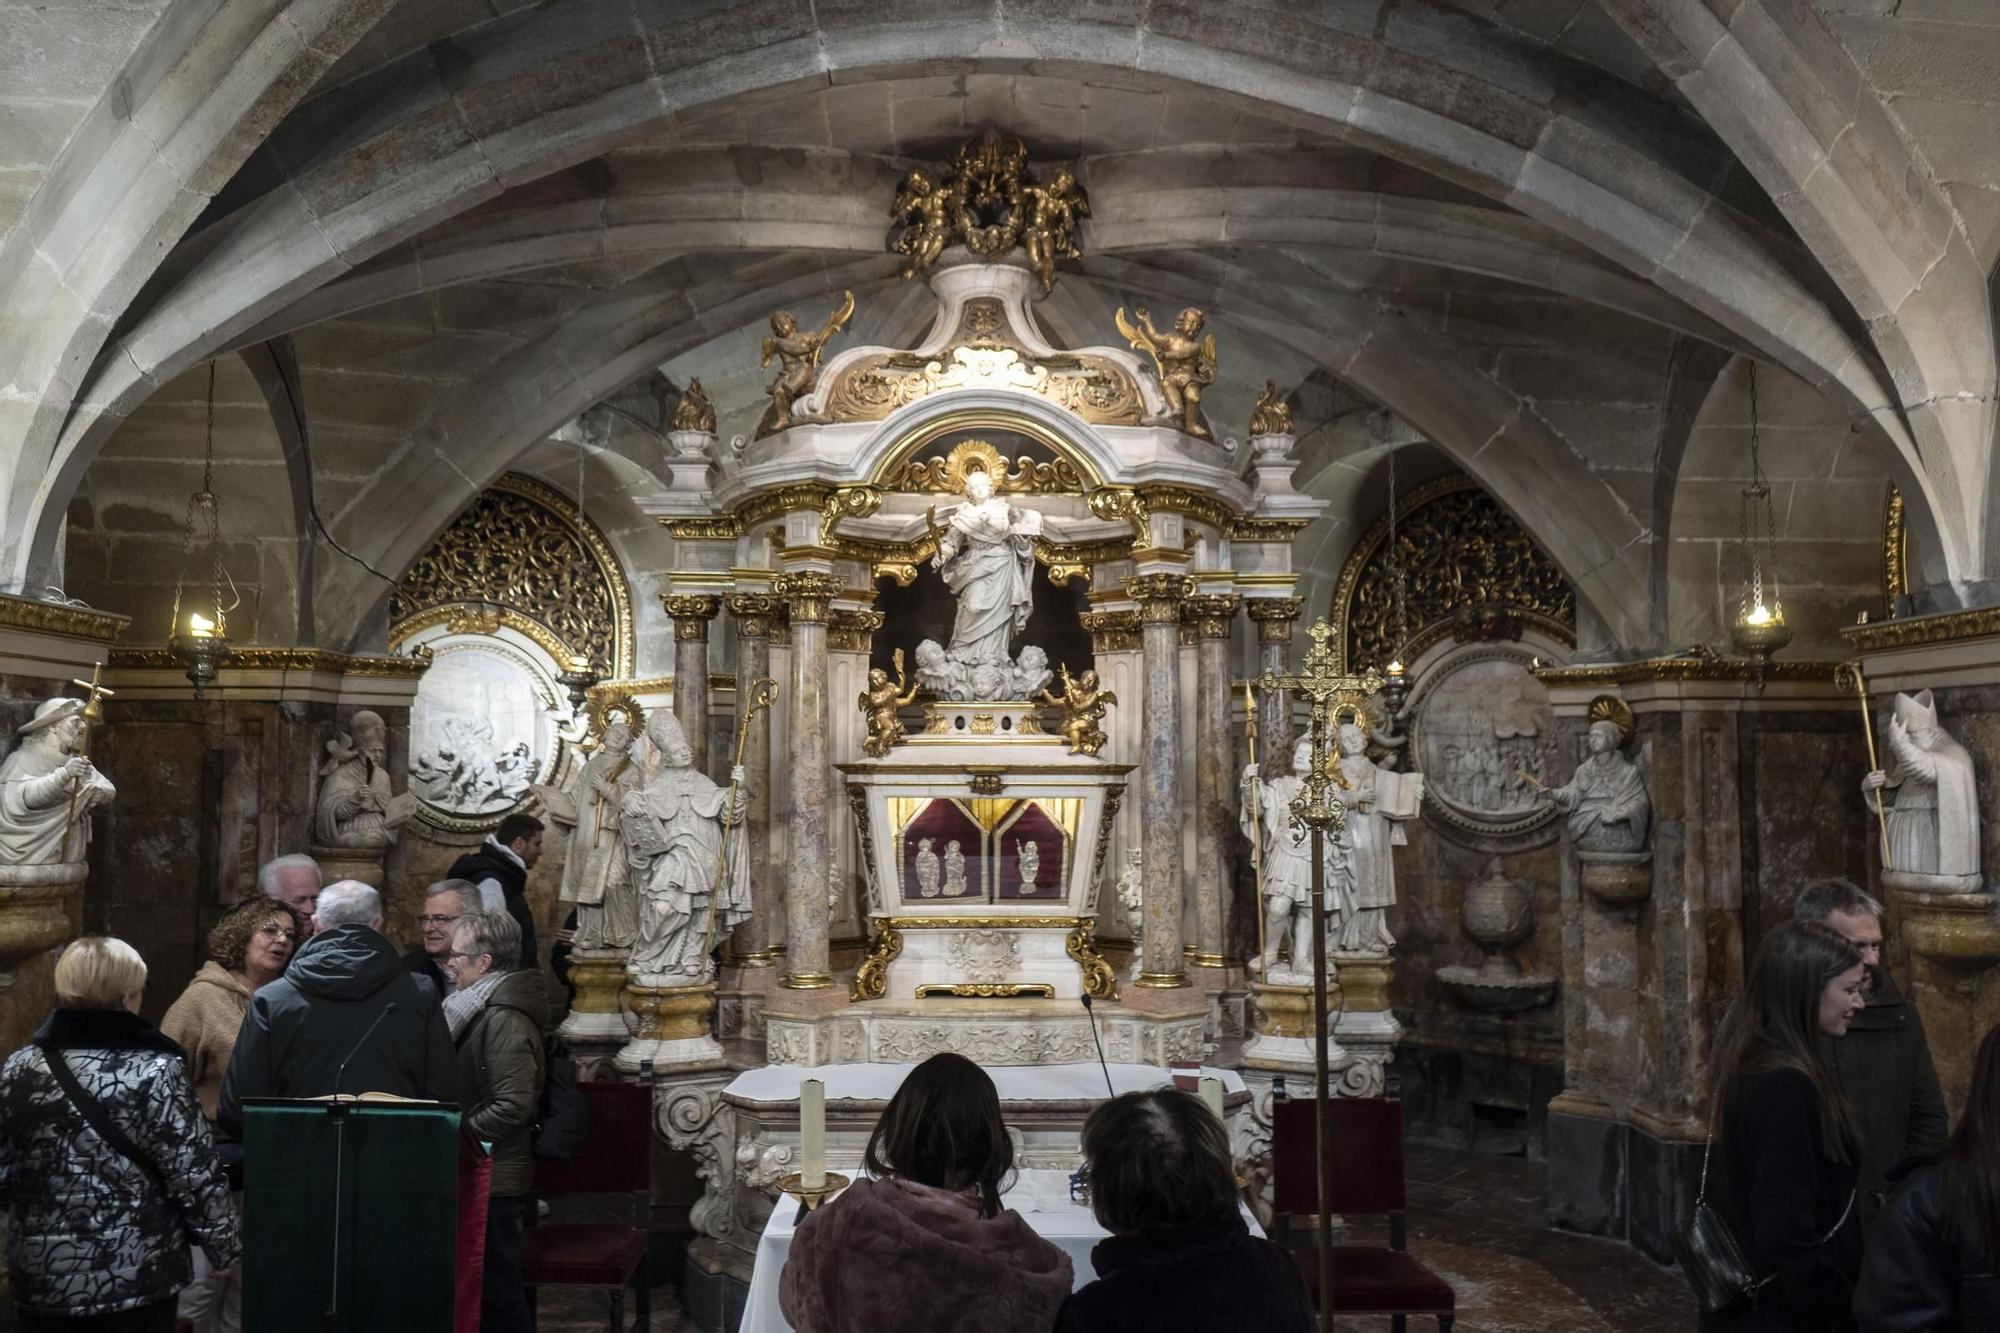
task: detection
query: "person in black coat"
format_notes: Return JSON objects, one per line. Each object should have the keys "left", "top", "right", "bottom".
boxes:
{"left": 1702, "top": 920, "right": 1870, "bottom": 1332}
{"left": 1854, "top": 1021, "right": 2000, "bottom": 1331}
{"left": 1055, "top": 1087, "right": 1312, "bottom": 1333}
{"left": 217, "top": 880, "right": 457, "bottom": 1138}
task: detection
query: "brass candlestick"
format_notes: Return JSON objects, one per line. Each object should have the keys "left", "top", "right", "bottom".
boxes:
{"left": 777, "top": 1170, "right": 851, "bottom": 1214}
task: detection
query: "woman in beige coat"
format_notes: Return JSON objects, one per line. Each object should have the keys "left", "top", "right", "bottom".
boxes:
{"left": 158, "top": 896, "right": 300, "bottom": 1333}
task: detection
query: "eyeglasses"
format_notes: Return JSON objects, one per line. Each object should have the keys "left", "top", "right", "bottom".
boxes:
{"left": 418, "top": 914, "right": 461, "bottom": 927}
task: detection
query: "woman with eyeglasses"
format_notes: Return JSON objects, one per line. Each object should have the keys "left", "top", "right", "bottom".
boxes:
{"left": 780, "top": 1052, "right": 1072, "bottom": 1333}
{"left": 158, "top": 896, "right": 302, "bottom": 1333}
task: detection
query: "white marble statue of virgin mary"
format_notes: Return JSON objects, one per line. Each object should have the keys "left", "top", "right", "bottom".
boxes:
{"left": 934, "top": 468, "right": 1041, "bottom": 667}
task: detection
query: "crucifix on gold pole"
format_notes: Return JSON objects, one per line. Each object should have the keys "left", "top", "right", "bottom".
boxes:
{"left": 1253, "top": 619, "right": 1383, "bottom": 1333}
{"left": 58, "top": 664, "right": 115, "bottom": 865}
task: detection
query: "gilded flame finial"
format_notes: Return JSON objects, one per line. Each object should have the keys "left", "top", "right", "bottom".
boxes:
{"left": 888, "top": 131, "right": 1090, "bottom": 293}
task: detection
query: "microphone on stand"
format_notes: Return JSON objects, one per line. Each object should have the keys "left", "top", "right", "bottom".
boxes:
{"left": 332, "top": 1001, "right": 398, "bottom": 1098}
{"left": 1079, "top": 994, "right": 1114, "bottom": 1097}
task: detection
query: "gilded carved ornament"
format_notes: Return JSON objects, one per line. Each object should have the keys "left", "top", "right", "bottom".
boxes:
{"left": 389, "top": 473, "right": 634, "bottom": 677}
{"left": 887, "top": 131, "right": 1090, "bottom": 292}
{"left": 1331, "top": 475, "right": 1573, "bottom": 674}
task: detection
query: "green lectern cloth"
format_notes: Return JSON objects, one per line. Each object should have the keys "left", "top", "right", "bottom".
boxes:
{"left": 242, "top": 1101, "right": 461, "bottom": 1332}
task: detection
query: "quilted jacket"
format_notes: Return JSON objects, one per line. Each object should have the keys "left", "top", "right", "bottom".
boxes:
{"left": 0, "top": 1007, "right": 241, "bottom": 1317}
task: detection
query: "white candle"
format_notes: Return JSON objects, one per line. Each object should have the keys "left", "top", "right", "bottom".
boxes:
{"left": 800, "top": 1077, "right": 826, "bottom": 1191}
{"left": 1198, "top": 1076, "right": 1224, "bottom": 1121}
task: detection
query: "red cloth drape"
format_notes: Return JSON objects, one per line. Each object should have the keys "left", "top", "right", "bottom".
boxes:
{"left": 456, "top": 1146, "right": 493, "bottom": 1333}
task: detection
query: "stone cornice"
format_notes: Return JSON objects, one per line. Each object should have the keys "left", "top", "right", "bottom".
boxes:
{"left": 1841, "top": 607, "right": 2000, "bottom": 654}
{"left": 0, "top": 593, "right": 129, "bottom": 643}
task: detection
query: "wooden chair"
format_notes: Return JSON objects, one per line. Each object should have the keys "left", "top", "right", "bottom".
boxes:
{"left": 522, "top": 1080, "right": 653, "bottom": 1332}
{"left": 1271, "top": 1096, "right": 1455, "bottom": 1332}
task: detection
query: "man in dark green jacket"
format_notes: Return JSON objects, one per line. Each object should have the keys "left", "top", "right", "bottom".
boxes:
{"left": 1794, "top": 878, "right": 1948, "bottom": 1225}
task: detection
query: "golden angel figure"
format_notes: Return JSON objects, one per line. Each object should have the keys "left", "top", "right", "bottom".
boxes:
{"left": 890, "top": 168, "right": 954, "bottom": 280}
{"left": 1041, "top": 663, "right": 1117, "bottom": 757}
{"left": 1115, "top": 305, "right": 1217, "bottom": 439}
{"left": 859, "top": 648, "right": 922, "bottom": 758}
{"left": 1248, "top": 379, "right": 1293, "bottom": 437}
{"left": 1020, "top": 165, "right": 1089, "bottom": 292}
{"left": 758, "top": 290, "right": 856, "bottom": 436}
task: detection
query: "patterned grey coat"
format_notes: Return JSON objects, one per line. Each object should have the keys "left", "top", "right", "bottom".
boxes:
{"left": 0, "top": 1007, "right": 241, "bottom": 1317}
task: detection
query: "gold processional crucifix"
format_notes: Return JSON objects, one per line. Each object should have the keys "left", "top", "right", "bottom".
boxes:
{"left": 1250, "top": 619, "right": 1382, "bottom": 1333}
{"left": 58, "top": 663, "right": 115, "bottom": 865}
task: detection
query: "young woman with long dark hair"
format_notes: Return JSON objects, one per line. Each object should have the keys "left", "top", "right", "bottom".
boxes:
{"left": 779, "top": 1053, "right": 1073, "bottom": 1333}
{"left": 1854, "top": 1022, "right": 2000, "bottom": 1330}
{"left": 1702, "top": 919, "right": 1868, "bottom": 1331}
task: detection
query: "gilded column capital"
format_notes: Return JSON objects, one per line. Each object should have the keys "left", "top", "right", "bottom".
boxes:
{"left": 1182, "top": 593, "right": 1240, "bottom": 640}
{"left": 726, "top": 592, "right": 786, "bottom": 639}
{"left": 1246, "top": 595, "right": 1305, "bottom": 644}
{"left": 1079, "top": 610, "right": 1141, "bottom": 653}
{"left": 663, "top": 593, "right": 722, "bottom": 640}
{"left": 1126, "top": 573, "right": 1197, "bottom": 625}
{"left": 827, "top": 608, "right": 885, "bottom": 652}
{"left": 774, "top": 571, "right": 842, "bottom": 624}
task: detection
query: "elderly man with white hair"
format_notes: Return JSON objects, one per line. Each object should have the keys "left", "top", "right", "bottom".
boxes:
{"left": 217, "top": 879, "right": 455, "bottom": 1138}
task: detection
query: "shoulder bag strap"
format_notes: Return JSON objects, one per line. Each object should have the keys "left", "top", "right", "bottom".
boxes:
{"left": 34, "top": 1041, "right": 175, "bottom": 1200}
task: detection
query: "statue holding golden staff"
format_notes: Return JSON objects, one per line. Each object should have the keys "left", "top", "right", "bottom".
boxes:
{"left": 757, "top": 290, "right": 855, "bottom": 435}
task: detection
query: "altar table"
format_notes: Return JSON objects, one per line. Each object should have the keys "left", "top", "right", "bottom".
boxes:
{"left": 730, "top": 1063, "right": 1256, "bottom": 1333}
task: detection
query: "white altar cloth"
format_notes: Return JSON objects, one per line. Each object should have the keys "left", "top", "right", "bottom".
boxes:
{"left": 722, "top": 1061, "right": 1247, "bottom": 1104}
{"left": 738, "top": 1169, "right": 1266, "bottom": 1333}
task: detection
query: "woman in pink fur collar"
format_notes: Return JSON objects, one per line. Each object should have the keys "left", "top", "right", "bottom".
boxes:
{"left": 780, "top": 1053, "right": 1073, "bottom": 1333}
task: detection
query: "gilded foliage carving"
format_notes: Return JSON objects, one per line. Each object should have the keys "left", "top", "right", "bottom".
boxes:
{"left": 1334, "top": 477, "right": 1574, "bottom": 673}
{"left": 390, "top": 474, "right": 632, "bottom": 675}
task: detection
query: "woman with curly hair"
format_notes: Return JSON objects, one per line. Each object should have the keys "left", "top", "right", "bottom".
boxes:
{"left": 162, "top": 897, "right": 303, "bottom": 1120}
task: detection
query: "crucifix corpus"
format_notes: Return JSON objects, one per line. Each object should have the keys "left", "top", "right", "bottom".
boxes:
{"left": 1252, "top": 619, "right": 1383, "bottom": 1333}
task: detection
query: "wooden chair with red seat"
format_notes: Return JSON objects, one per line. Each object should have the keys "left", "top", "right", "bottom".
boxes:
{"left": 522, "top": 1080, "right": 653, "bottom": 1332}
{"left": 1271, "top": 1095, "right": 1455, "bottom": 1332}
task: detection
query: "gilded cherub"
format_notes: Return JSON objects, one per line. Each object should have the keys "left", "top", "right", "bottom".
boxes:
{"left": 670, "top": 378, "right": 716, "bottom": 434}
{"left": 757, "top": 290, "right": 856, "bottom": 436}
{"left": 890, "top": 167, "right": 954, "bottom": 281}
{"left": 1041, "top": 663, "right": 1117, "bottom": 757}
{"left": 1020, "top": 165, "right": 1089, "bottom": 292}
{"left": 1115, "top": 306, "right": 1218, "bottom": 439}
{"left": 1248, "top": 380, "right": 1293, "bottom": 437}
{"left": 859, "top": 648, "right": 922, "bottom": 758}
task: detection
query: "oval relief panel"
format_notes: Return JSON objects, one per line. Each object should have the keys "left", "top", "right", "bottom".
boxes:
{"left": 409, "top": 638, "right": 561, "bottom": 831}
{"left": 1409, "top": 646, "right": 1558, "bottom": 841}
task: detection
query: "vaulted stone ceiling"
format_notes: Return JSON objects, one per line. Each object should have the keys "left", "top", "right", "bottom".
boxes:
{"left": 5, "top": 0, "right": 1996, "bottom": 660}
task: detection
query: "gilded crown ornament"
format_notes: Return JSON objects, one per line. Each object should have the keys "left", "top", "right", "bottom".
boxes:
{"left": 888, "top": 130, "right": 1090, "bottom": 292}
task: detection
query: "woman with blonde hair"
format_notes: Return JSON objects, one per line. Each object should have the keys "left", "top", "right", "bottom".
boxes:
{"left": 0, "top": 937, "right": 239, "bottom": 1331}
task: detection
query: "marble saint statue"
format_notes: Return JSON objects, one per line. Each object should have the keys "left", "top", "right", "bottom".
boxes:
{"left": 916, "top": 469, "right": 1049, "bottom": 701}
{"left": 943, "top": 840, "right": 968, "bottom": 897}
{"left": 915, "top": 838, "right": 941, "bottom": 898}
{"left": 1863, "top": 689, "right": 1980, "bottom": 888}
{"left": 314, "top": 710, "right": 415, "bottom": 849}
{"left": 1241, "top": 737, "right": 1357, "bottom": 981}
{"left": 1540, "top": 719, "right": 1650, "bottom": 854}
{"left": 0, "top": 699, "right": 115, "bottom": 875}
{"left": 536, "top": 720, "right": 640, "bottom": 949}
{"left": 1331, "top": 721, "right": 1424, "bottom": 955}
{"left": 620, "top": 712, "right": 752, "bottom": 984}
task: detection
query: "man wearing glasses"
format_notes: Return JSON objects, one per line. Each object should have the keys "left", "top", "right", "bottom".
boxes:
{"left": 403, "top": 878, "right": 480, "bottom": 997}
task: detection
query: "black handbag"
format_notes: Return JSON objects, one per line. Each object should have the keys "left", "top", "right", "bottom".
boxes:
{"left": 1674, "top": 1135, "right": 1771, "bottom": 1315}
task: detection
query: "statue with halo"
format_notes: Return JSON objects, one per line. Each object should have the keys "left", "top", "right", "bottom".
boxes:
{"left": 914, "top": 466, "right": 1051, "bottom": 701}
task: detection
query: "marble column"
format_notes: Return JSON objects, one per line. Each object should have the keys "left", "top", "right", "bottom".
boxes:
{"left": 725, "top": 593, "right": 784, "bottom": 966}
{"left": 774, "top": 572, "right": 840, "bottom": 991}
{"left": 664, "top": 594, "right": 721, "bottom": 775}
{"left": 1247, "top": 597, "right": 1303, "bottom": 771}
{"left": 1186, "top": 594, "right": 1239, "bottom": 974}
{"left": 1129, "top": 574, "right": 1194, "bottom": 989}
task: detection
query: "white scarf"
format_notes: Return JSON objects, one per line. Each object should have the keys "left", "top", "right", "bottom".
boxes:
{"left": 443, "top": 969, "right": 507, "bottom": 1039}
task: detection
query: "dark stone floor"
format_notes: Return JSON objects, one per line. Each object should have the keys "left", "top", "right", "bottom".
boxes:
{"left": 534, "top": 1142, "right": 1696, "bottom": 1332}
